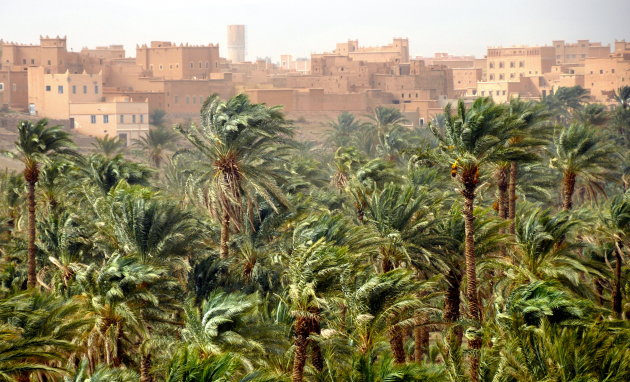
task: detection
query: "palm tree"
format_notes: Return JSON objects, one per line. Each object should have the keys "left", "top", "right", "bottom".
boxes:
{"left": 92, "top": 135, "right": 126, "bottom": 157}
{"left": 361, "top": 106, "right": 409, "bottom": 157}
{"left": 133, "top": 125, "right": 180, "bottom": 168}
{"left": 9, "top": 119, "right": 74, "bottom": 288}
{"left": 430, "top": 97, "right": 510, "bottom": 382}
{"left": 573, "top": 103, "right": 609, "bottom": 126}
{"left": 598, "top": 193, "right": 630, "bottom": 318}
{"left": 543, "top": 86, "right": 589, "bottom": 123}
{"left": 551, "top": 123, "right": 617, "bottom": 210}
{"left": 612, "top": 86, "right": 630, "bottom": 109}
{"left": 73, "top": 154, "right": 152, "bottom": 195}
{"left": 502, "top": 99, "right": 550, "bottom": 233}
{"left": 149, "top": 109, "right": 168, "bottom": 127}
{"left": 176, "top": 94, "right": 293, "bottom": 259}
{"left": 285, "top": 240, "right": 346, "bottom": 382}
{"left": 326, "top": 112, "right": 366, "bottom": 149}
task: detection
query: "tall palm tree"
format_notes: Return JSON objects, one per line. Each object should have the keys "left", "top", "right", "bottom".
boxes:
{"left": 361, "top": 106, "right": 409, "bottom": 157}
{"left": 430, "top": 97, "right": 509, "bottom": 382}
{"left": 133, "top": 125, "right": 180, "bottom": 168}
{"left": 176, "top": 94, "right": 293, "bottom": 259}
{"left": 326, "top": 112, "right": 366, "bottom": 149}
{"left": 285, "top": 239, "right": 346, "bottom": 382}
{"left": 598, "top": 193, "right": 630, "bottom": 318}
{"left": 73, "top": 154, "right": 152, "bottom": 195}
{"left": 551, "top": 123, "right": 617, "bottom": 210}
{"left": 9, "top": 119, "right": 74, "bottom": 288}
{"left": 92, "top": 135, "right": 126, "bottom": 158}
{"left": 502, "top": 99, "right": 550, "bottom": 233}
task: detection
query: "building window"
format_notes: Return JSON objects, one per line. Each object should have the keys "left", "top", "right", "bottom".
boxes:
{"left": 120, "top": 115, "right": 124, "bottom": 123}
{"left": 47, "top": 60, "right": 51, "bottom": 65}
{"left": 481, "top": 91, "right": 485, "bottom": 96}
{"left": 103, "top": 115, "right": 109, "bottom": 123}
{"left": 169, "top": 64, "right": 173, "bottom": 69}
{"left": 489, "top": 74, "right": 495, "bottom": 80}
{"left": 132, "top": 115, "right": 136, "bottom": 123}
{"left": 510, "top": 73, "right": 515, "bottom": 79}
{"left": 193, "top": 96, "right": 196, "bottom": 104}
{"left": 57, "top": 85, "right": 63, "bottom": 94}
{"left": 499, "top": 62, "right": 504, "bottom": 68}
{"left": 72, "top": 85, "right": 76, "bottom": 94}
{"left": 519, "top": 61, "right": 524, "bottom": 68}
{"left": 190, "top": 62, "right": 194, "bottom": 68}
{"left": 0, "top": 83, "right": 3, "bottom": 91}
{"left": 31, "top": 59, "right": 35, "bottom": 65}
{"left": 46, "top": 85, "right": 51, "bottom": 92}
{"left": 489, "top": 62, "right": 494, "bottom": 69}
{"left": 502, "top": 90, "right": 506, "bottom": 95}
{"left": 612, "top": 69, "right": 615, "bottom": 74}
{"left": 12, "top": 83, "right": 16, "bottom": 91}
{"left": 199, "top": 62, "right": 202, "bottom": 68}
{"left": 95, "top": 85, "right": 99, "bottom": 94}
{"left": 90, "top": 115, "right": 96, "bottom": 124}
{"left": 159, "top": 65, "right": 163, "bottom": 70}
{"left": 186, "top": 96, "right": 189, "bottom": 104}
{"left": 174, "top": 95, "right": 179, "bottom": 104}
{"left": 140, "top": 114, "right": 144, "bottom": 123}
{"left": 205, "top": 62, "right": 209, "bottom": 68}
{"left": 499, "top": 74, "right": 504, "bottom": 80}
{"left": 22, "top": 59, "right": 26, "bottom": 64}
{"left": 83, "top": 85, "right": 87, "bottom": 94}
{"left": 489, "top": 91, "right": 493, "bottom": 96}
{"left": 600, "top": 70, "right": 604, "bottom": 74}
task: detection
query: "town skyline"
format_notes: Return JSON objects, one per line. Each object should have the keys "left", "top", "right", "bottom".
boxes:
{"left": 2, "top": 0, "right": 629, "bottom": 61}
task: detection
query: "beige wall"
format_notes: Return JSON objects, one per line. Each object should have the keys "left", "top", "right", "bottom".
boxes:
{"left": 69, "top": 99, "right": 149, "bottom": 143}
{"left": 584, "top": 56, "right": 630, "bottom": 103}
{"left": 136, "top": 41, "right": 220, "bottom": 80}
{"left": 486, "top": 46, "right": 556, "bottom": 81}
{"left": 0, "top": 70, "right": 28, "bottom": 111}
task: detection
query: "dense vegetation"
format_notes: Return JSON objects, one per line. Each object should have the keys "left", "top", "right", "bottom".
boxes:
{"left": 0, "top": 87, "right": 629, "bottom": 381}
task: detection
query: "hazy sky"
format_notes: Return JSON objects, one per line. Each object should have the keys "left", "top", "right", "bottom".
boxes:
{"left": 2, "top": 0, "right": 628, "bottom": 61}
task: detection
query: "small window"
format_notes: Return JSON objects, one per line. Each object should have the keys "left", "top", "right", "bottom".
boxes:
{"left": 186, "top": 96, "right": 189, "bottom": 104}
{"left": 140, "top": 114, "right": 144, "bottom": 123}
{"left": 31, "top": 59, "right": 35, "bottom": 65}
{"left": 72, "top": 85, "right": 76, "bottom": 94}
{"left": 22, "top": 59, "right": 26, "bottom": 64}
{"left": 120, "top": 115, "right": 124, "bottom": 123}
{"left": 159, "top": 65, "right": 163, "bottom": 70}
{"left": 612, "top": 69, "right": 615, "bottom": 74}
{"left": 519, "top": 61, "right": 524, "bottom": 68}
{"left": 132, "top": 115, "right": 136, "bottom": 123}
{"left": 600, "top": 70, "right": 603, "bottom": 74}
{"left": 174, "top": 95, "right": 179, "bottom": 104}
{"left": 489, "top": 62, "right": 494, "bottom": 69}
{"left": 83, "top": 85, "right": 87, "bottom": 94}
{"left": 499, "top": 74, "right": 504, "bottom": 80}
{"left": 205, "top": 62, "right": 209, "bottom": 68}
{"left": 190, "top": 62, "right": 194, "bottom": 69}
{"left": 45, "top": 85, "right": 51, "bottom": 92}
{"left": 192, "top": 96, "right": 196, "bottom": 104}
{"left": 170, "top": 64, "right": 173, "bottom": 70}
{"left": 199, "top": 61, "right": 202, "bottom": 68}
{"left": 95, "top": 85, "right": 99, "bottom": 94}
{"left": 0, "top": 83, "right": 4, "bottom": 91}
{"left": 90, "top": 115, "right": 96, "bottom": 124}
{"left": 47, "top": 60, "right": 51, "bottom": 65}
{"left": 103, "top": 115, "right": 109, "bottom": 123}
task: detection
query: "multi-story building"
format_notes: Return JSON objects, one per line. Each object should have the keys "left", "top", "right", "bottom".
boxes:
{"left": 584, "top": 40, "right": 630, "bottom": 103}
{"left": 333, "top": 38, "right": 410, "bottom": 63}
{"left": 552, "top": 40, "right": 610, "bottom": 65}
{"left": 136, "top": 41, "right": 220, "bottom": 80}
{"left": 486, "top": 45, "right": 556, "bottom": 82}
{"left": 26, "top": 67, "right": 148, "bottom": 143}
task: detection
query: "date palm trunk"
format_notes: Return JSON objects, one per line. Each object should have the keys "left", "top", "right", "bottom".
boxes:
{"left": 508, "top": 161, "right": 518, "bottom": 234}
{"left": 25, "top": 164, "right": 38, "bottom": 289}
{"left": 612, "top": 242, "right": 624, "bottom": 319}
{"left": 220, "top": 210, "right": 230, "bottom": 258}
{"left": 413, "top": 313, "right": 429, "bottom": 363}
{"left": 562, "top": 170, "right": 576, "bottom": 211}
{"left": 292, "top": 316, "right": 310, "bottom": 382}
{"left": 140, "top": 353, "right": 153, "bottom": 382}
{"left": 462, "top": 168, "right": 481, "bottom": 382}
{"left": 444, "top": 267, "right": 463, "bottom": 346}
{"left": 389, "top": 325, "right": 406, "bottom": 364}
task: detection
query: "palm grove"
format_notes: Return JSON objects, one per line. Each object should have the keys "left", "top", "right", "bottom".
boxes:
{"left": 0, "top": 86, "right": 629, "bottom": 382}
